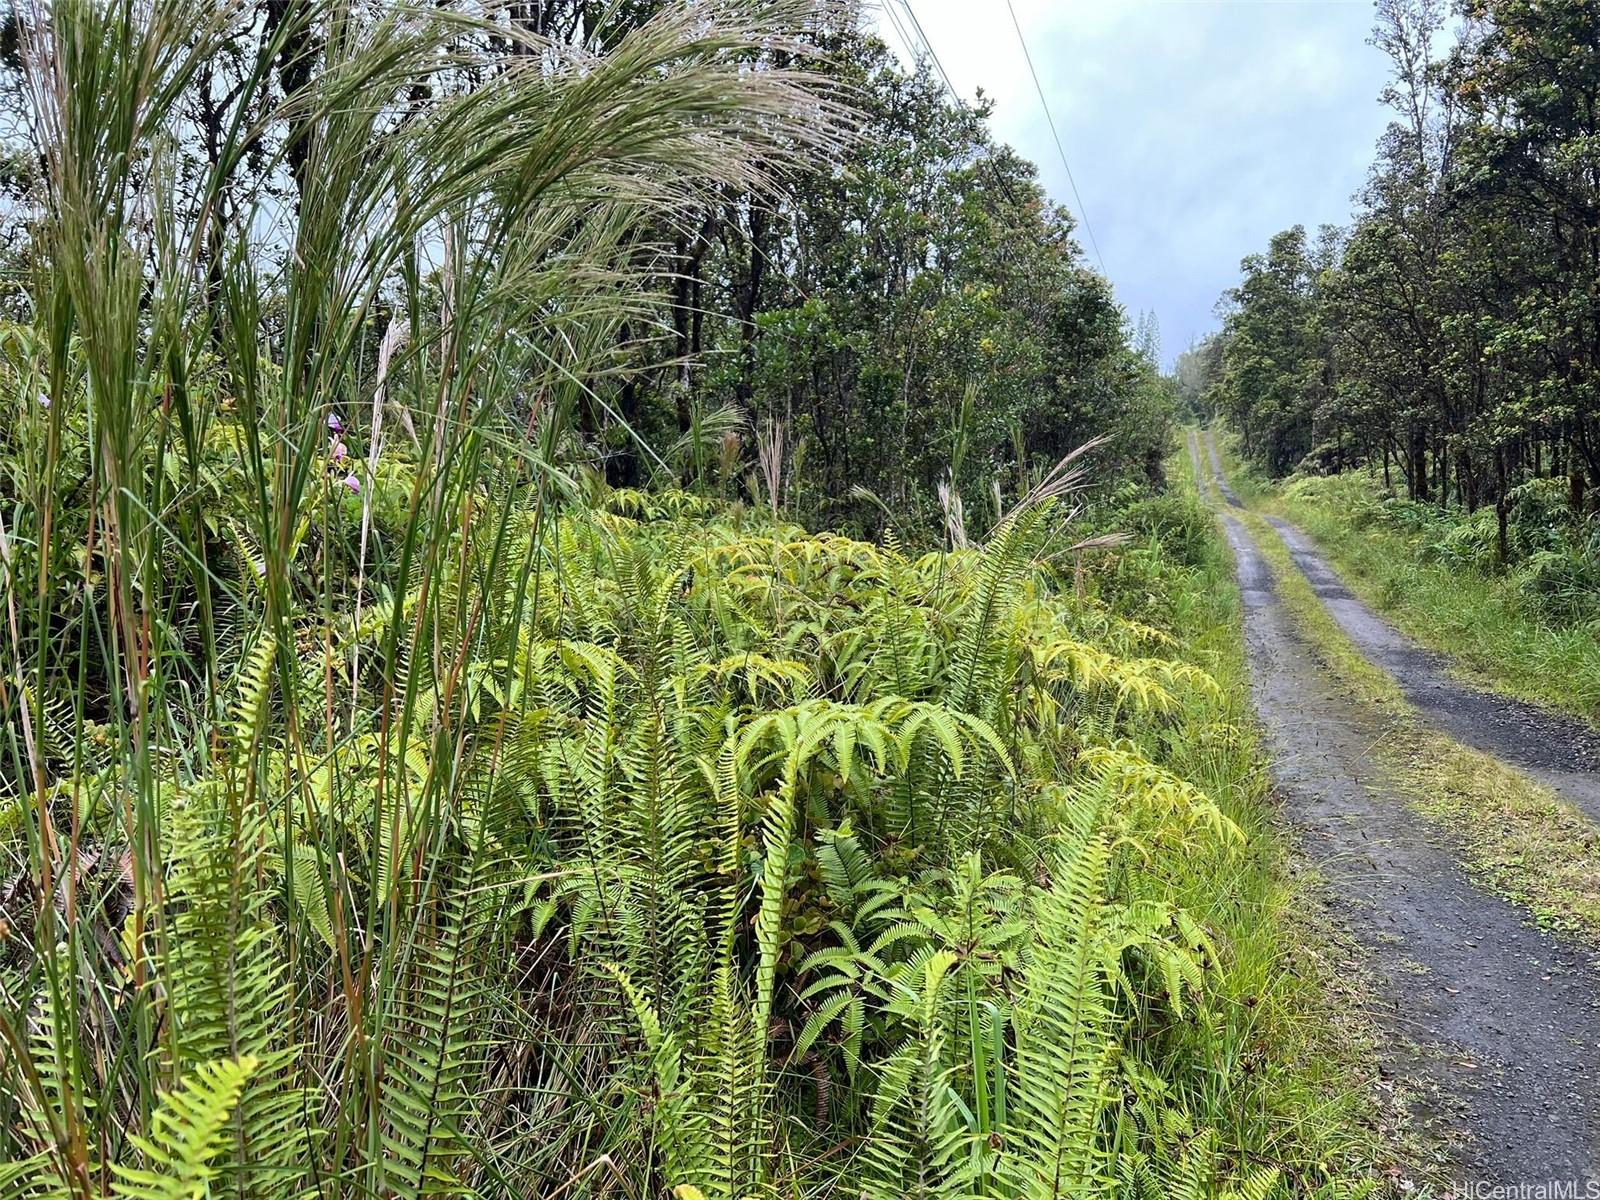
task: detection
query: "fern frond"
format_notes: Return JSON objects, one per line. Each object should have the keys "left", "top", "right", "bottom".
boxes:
{"left": 111, "top": 1056, "right": 258, "bottom": 1200}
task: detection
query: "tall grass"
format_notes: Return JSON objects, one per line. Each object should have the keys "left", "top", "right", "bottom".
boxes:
{"left": 2, "top": 0, "right": 848, "bottom": 1192}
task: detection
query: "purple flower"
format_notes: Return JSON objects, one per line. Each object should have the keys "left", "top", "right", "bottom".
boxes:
{"left": 331, "top": 439, "right": 348, "bottom": 463}
{"left": 327, "top": 412, "right": 344, "bottom": 434}
{"left": 342, "top": 474, "right": 361, "bottom": 494}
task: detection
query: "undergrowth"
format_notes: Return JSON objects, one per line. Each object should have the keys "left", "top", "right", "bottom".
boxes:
{"left": 0, "top": 0, "right": 1384, "bottom": 1191}
{"left": 1252, "top": 467, "right": 1600, "bottom": 723}
{"left": 1, "top": 468, "right": 1384, "bottom": 1197}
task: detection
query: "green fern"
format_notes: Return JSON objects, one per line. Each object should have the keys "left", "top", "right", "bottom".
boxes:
{"left": 111, "top": 1057, "right": 258, "bottom": 1200}
{"left": 1000, "top": 783, "right": 1120, "bottom": 1199}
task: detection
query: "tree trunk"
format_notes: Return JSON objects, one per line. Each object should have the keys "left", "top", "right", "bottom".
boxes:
{"left": 1495, "top": 447, "right": 1509, "bottom": 568}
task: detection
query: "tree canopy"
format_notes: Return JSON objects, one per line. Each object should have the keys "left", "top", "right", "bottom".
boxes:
{"left": 1203, "top": 0, "right": 1600, "bottom": 557}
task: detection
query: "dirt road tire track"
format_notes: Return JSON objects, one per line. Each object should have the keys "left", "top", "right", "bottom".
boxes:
{"left": 1197, "top": 430, "right": 1600, "bottom": 1182}
{"left": 1262, "top": 515, "right": 1600, "bottom": 817}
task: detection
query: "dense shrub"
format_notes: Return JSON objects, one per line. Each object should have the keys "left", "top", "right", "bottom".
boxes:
{"left": 1281, "top": 474, "right": 1394, "bottom": 532}
{"left": 4, "top": 483, "right": 1291, "bottom": 1197}
{"left": 1505, "top": 477, "right": 1586, "bottom": 559}
{"left": 1119, "top": 490, "right": 1217, "bottom": 569}
{"left": 1514, "top": 547, "right": 1600, "bottom": 624}
{"left": 1426, "top": 510, "right": 1499, "bottom": 574}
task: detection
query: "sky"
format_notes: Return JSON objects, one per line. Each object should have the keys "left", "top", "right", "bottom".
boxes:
{"left": 875, "top": 1, "right": 1398, "bottom": 368}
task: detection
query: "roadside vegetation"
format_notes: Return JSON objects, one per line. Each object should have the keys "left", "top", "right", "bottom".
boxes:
{"left": 0, "top": 1, "right": 1380, "bottom": 1197}
{"left": 1236, "top": 463, "right": 1600, "bottom": 722}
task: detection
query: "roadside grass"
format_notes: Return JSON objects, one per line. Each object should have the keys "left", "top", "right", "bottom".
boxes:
{"left": 1137, "top": 443, "right": 1396, "bottom": 1183}
{"left": 1232, "top": 504, "right": 1600, "bottom": 944}
{"left": 1215, "top": 442, "right": 1600, "bottom": 723}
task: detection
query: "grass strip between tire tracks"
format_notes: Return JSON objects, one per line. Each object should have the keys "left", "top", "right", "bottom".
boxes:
{"left": 1228, "top": 495, "right": 1600, "bottom": 946}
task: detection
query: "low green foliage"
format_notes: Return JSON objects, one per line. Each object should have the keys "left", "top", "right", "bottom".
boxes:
{"left": 0, "top": 0, "right": 1377, "bottom": 1193}
{"left": 2, "top": 476, "right": 1379, "bottom": 1197}
{"left": 1268, "top": 469, "right": 1600, "bottom": 720}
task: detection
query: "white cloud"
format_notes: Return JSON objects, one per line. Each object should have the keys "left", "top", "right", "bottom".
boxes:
{"left": 876, "top": 0, "right": 1394, "bottom": 365}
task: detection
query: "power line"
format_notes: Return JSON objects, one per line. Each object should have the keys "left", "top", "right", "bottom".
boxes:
{"left": 1001, "top": 0, "right": 1107, "bottom": 274}
{"left": 880, "top": 0, "right": 918, "bottom": 64}
{"left": 885, "top": 2, "right": 1026, "bottom": 216}
{"left": 888, "top": 1, "right": 1107, "bottom": 278}
{"left": 890, "top": 1, "right": 959, "bottom": 110}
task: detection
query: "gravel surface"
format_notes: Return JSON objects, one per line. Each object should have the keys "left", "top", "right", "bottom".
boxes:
{"left": 1263, "top": 515, "right": 1600, "bottom": 820}
{"left": 1200, "top": 429, "right": 1243, "bottom": 508}
{"left": 1205, "top": 453, "right": 1600, "bottom": 1184}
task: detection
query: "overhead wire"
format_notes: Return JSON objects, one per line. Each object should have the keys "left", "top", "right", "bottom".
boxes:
{"left": 884, "top": 1, "right": 1027, "bottom": 213}
{"left": 1001, "top": 0, "right": 1107, "bottom": 273}
{"left": 880, "top": 0, "right": 918, "bottom": 63}
{"left": 888, "top": 0, "right": 1108, "bottom": 277}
